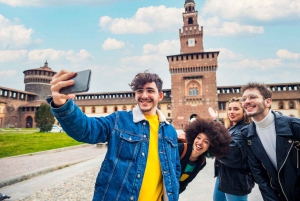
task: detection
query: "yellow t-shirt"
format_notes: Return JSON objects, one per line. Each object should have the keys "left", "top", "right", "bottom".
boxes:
{"left": 138, "top": 114, "right": 163, "bottom": 201}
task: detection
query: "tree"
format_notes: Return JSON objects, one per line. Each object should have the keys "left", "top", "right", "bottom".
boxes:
{"left": 35, "top": 103, "right": 55, "bottom": 132}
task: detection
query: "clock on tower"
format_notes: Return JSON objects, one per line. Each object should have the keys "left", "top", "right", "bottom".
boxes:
{"left": 188, "top": 38, "right": 195, "bottom": 47}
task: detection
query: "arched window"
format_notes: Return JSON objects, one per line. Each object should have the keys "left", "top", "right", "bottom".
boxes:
{"left": 82, "top": 107, "right": 85, "bottom": 113}
{"left": 188, "top": 17, "right": 193, "bottom": 24}
{"left": 189, "top": 87, "right": 198, "bottom": 95}
{"left": 289, "top": 101, "right": 295, "bottom": 109}
{"left": 278, "top": 101, "right": 284, "bottom": 109}
{"left": 114, "top": 106, "right": 118, "bottom": 112}
{"left": 91, "top": 106, "right": 96, "bottom": 113}
{"left": 122, "top": 105, "right": 127, "bottom": 111}
{"left": 103, "top": 106, "right": 107, "bottom": 113}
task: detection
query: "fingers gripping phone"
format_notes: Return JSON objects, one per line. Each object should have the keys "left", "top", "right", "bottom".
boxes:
{"left": 60, "top": 69, "right": 91, "bottom": 94}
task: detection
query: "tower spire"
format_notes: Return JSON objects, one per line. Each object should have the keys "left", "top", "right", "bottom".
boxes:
{"left": 180, "top": 0, "right": 203, "bottom": 53}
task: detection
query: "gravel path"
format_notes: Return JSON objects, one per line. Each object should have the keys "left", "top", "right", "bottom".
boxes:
{"left": 17, "top": 167, "right": 98, "bottom": 201}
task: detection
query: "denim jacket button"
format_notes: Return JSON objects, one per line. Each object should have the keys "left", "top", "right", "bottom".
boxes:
{"left": 142, "top": 152, "right": 145, "bottom": 156}
{"left": 143, "top": 135, "right": 146, "bottom": 138}
{"left": 137, "top": 174, "right": 140, "bottom": 178}
{"left": 143, "top": 122, "right": 146, "bottom": 125}
{"left": 130, "top": 196, "right": 134, "bottom": 200}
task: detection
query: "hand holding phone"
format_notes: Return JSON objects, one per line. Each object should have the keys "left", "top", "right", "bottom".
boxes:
{"left": 59, "top": 69, "right": 91, "bottom": 94}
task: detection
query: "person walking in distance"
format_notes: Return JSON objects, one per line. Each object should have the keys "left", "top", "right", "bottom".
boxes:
{"left": 241, "top": 82, "right": 300, "bottom": 201}
{"left": 47, "top": 70, "right": 180, "bottom": 201}
{"left": 209, "top": 97, "right": 255, "bottom": 201}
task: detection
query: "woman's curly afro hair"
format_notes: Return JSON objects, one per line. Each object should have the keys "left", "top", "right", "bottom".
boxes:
{"left": 185, "top": 117, "right": 231, "bottom": 159}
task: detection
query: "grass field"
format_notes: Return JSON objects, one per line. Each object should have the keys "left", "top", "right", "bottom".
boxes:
{"left": 0, "top": 130, "right": 83, "bottom": 158}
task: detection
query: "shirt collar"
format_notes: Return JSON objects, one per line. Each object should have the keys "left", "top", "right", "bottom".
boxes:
{"left": 132, "top": 104, "right": 169, "bottom": 124}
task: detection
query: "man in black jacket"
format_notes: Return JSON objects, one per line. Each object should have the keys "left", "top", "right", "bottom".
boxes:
{"left": 240, "top": 82, "right": 300, "bottom": 201}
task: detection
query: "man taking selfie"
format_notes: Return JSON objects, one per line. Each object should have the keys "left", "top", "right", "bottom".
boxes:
{"left": 46, "top": 70, "right": 180, "bottom": 201}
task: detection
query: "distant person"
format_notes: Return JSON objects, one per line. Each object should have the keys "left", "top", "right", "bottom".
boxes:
{"left": 178, "top": 117, "right": 231, "bottom": 193}
{"left": 47, "top": 70, "right": 180, "bottom": 201}
{"left": 241, "top": 82, "right": 300, "bottom": 201}
{"left": 209, "top": 98, "right": 254, "bottom": 201}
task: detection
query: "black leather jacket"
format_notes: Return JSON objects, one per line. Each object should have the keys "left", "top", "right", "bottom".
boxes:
{"left": 215, "top": 121, "right": 255, "bottom": 196}
{"left": 242, "top": 112, "right": 300, "bottom": 201}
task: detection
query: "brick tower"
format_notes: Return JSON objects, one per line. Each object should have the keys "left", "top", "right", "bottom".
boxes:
{"left": 23, "top": 61, "right": 57, "bottom": 100}
{"left": 167, "top": 0, "right": 219, "bottom": 129}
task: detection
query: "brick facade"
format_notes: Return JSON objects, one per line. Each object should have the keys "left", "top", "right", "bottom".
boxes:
{"left": 168, "top": 0, "right": 219, "bottom": 129}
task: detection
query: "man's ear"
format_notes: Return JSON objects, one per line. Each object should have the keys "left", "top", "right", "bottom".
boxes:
{"left": 265, "top": 98, "right": 272, "bottom": 108}
{"left": 158, "top": 91, "right": 164, "bottom": 101}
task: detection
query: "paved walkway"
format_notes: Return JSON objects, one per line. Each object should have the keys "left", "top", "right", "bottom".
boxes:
{"left": 0, "top": 144, "right": 106, "bottom": 188}
{"left": 0, "top": 144, "right": 263, "bottom": 201}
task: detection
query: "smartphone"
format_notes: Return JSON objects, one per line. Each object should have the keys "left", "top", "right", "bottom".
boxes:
{"left": 60, "top": 69, "right": 91, "bottom": 94}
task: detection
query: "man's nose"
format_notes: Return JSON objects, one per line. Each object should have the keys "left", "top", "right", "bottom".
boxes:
{"left": 141, "top": 91, "right": 148, "bottom": 97}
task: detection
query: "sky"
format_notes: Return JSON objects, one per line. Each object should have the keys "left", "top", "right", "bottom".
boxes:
{"left": 0, "top": 0, "right": 299, "bottom": 93}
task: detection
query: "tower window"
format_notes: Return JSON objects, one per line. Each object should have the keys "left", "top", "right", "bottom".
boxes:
{"left": 188, "top": 17, "right": 193, "bottom": 24}
{"left": 289, "top": 101, "right": 295, "bottom": 109}
{"left": 189, "top": 87, "right": 198, "bottom": 96}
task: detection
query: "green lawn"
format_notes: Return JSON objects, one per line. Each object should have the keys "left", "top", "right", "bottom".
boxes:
{"left": 0, "top": 131, "right": 83, "bottom": 158}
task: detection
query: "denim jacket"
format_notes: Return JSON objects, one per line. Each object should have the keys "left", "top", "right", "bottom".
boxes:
{"left": 46, "top": 97, "right": 180, "bottom": 201}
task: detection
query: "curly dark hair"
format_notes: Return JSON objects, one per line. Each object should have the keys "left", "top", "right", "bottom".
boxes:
{"left": 129, "top": 70, "right": 163, "bottom": 92}
{"left": 241, "top": 82, "right": 272, "bottom": 99}
{"left": 185, "top": 117, "right": 231, "bottom": 159}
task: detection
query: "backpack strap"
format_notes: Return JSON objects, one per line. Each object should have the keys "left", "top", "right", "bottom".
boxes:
{"left": 180, "top": 143, "right": 187, "bottom": 159}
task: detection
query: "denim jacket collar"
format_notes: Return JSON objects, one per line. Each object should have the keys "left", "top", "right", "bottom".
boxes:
{"left": 132, "top": 104, "right": 169, "bottom": 124}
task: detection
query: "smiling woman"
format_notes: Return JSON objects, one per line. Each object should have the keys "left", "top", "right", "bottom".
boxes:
{"left": 178, "top": 117, "right": 231, "bottom": 193}
{"left": 212, "top": 97, "right": 254, "bottom": 201}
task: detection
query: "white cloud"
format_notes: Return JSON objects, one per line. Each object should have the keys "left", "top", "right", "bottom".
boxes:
{"left": 201, "top": 0, "right": 300, "bottom": 22}
{"left": 67, "top": 49, "right": 94, "bottom": 64}
{"left": 206, "top": 47, "right": 244, "bottom": 60}
{"left": 121, "top": 55, "right": 164, "bottom": 66}
{"left": 0, "top": 0, "right": 132, "bottom": 7}
{"left": 102, "top": 38, "right": 125, "bottom": 50}
{"left": 0, "top": 14, "right": 37, "bottom": 49}
{"left": 99, "top": 6, "right": 183, "bottom": 34}
{"left": 202, "top": 17, "right": 264, "bottom": 36}
{"left": 0, "top": 70, "right": 17, "bottom": 77}
{"left": 276, "top": 49, "right": 300, "bottom": 60}
{"left": 221, "top": 58, "right": 282, "bottom": 70}
{"left": 0, "top": 50, "right": 27, "bottom": 62}
{"left": 28, "top": 49, "right": 73, "bottom": 61}
{"left": 143, "top": 40, "right": 180, "bottom": 55}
